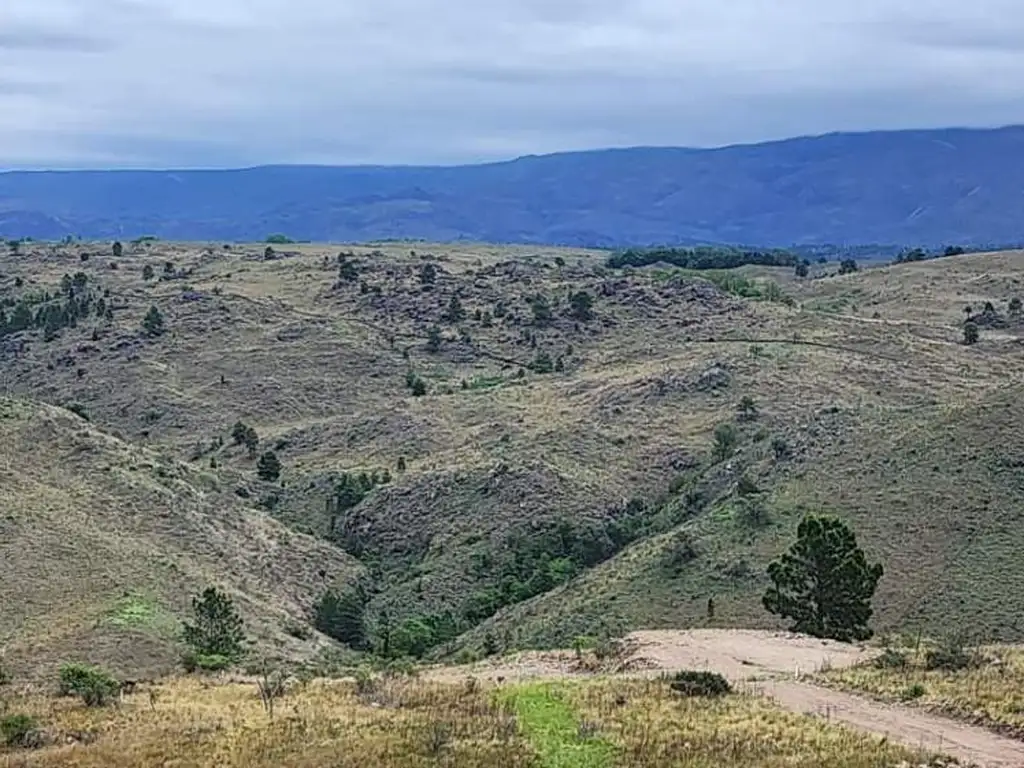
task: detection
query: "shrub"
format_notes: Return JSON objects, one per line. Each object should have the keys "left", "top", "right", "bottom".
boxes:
{"left": 65, "top": 402, "right": 90, "bottom": 421}
{"left": 181, "top": 651, "right": 232, "bottom": 673}
{"left": 530, "top": 351, "right": 554, "bottom": 374}
{"left": 873, "top": 647, "right": 909, "bottom": 670}
{"left": 771, "top": 436, "right": 791, "bottom": 460}
{"left": 963, "top": 322, "right": 979, "bottom": 345}
{"left": 337, "top": 254, "right": 359, "bottom": 282}
{"left": 141, "top": 305, "right": 165, "bottom": 337}
{"left": 925, "top": 638, "right": 980, "bottom": 672}
{"left": 736, "top": 474, "right": 760, "bottom": 496}
{"left": 901, "top": 683, "right": 927, "bottom": 701}
{"left": 661, "top": 531, "right": 698, "bottom": 573}
{"left": 231, "top": 421, "right": 260, "bottom": 456}
{"left": 838, "top": 258, "right": 859, "bottom": 275}
{"left": 664, "top": 670, "right": 732, "bottom": 697}
{"left": 142, "top": 264, "right": 154, "bottom": 280}
{"left": 568, "top": 291, "right": 594, "bottom": 321}
{"left": 735, "top": 497, "right": 769, "bottom": 528}
{"left": 529, "top": 294, "right": 553, "bottom": 325}
{"left": 426, "top": 325, "right": 442, "bottom": 353}
{"left": 112, "top": 241, "right": 123, "bottom": 258}
{"left": 419, "top": 264, "right": 437, "bottom": 285}
{"left": 794, "top": 262, "right": 809, "bottom": 278}
{"left": 406, "top": 372, "right": 428, "bottom": 397}
{"left": 712, "top": 423, "right": 738, "bottom": 460}
{"left": 58, "top": 663, "right": 119, "bottom": 707}
{"left": 257, "top": 451, "right": 281, "bottom": 482}
{"left": 1009, "top": 296, "right": 1022, "bottom": 315}
{"left": 0, "top": 714, "right": 38, "bottom": 747}
{"left": 737, "top": 395, "right": 758, "bottom": 420}
{"left": 442, "top": 294, "right": 465, "bottom": 323}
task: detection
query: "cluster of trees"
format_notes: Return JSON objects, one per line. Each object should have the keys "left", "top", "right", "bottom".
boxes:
{"left": 0, "top": 272, "right": 110, "bottom": 341}
{"left": 608, "top": 246, "right": 798, "bottom": 270}
{"left": 893, "top": 245, "right": 967, "bottom": 264}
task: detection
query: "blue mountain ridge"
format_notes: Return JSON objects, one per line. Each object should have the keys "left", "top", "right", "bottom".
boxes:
{"left": 2, "top": 126, "right": 1024, "bottom": 247}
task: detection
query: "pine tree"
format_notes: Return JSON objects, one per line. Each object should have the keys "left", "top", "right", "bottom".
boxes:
{"left": 568, "top": 291, "right": 594, "bottom": 321}
{"left": 141, "top": 305, "right": 165, "bottom": 337}
{"left": 257, "top": 451, "right": 281, "bottom": 482}
{"left": 442, "top": 294, "right": 465, "bottom": 323}
{"left": 182, "top": 587, "right": 246, "bottom": 659}
{"left": 763, "top": 515, "right": 883, "bottom": 642}
{"left": 963, "top": 322, "right": 979, "bottom": 346}
{"left": 112, "top": 241, "right": 123, "bottom": 258}
{"left": 313, "top": 585, "right": 368, "bottom": 648}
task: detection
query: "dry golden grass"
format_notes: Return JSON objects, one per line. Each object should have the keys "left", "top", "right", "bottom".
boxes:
{"left": 0, "top": 676, "right": 953, "bottom": 768}
{"left": 822, "top": 643, "right": 1024, "bottom": 738}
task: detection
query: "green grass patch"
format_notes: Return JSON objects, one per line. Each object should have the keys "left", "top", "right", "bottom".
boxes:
{"left": 501, "top": 684, "right": 615, "bottom": 768}
{"left": 465, "top": 375, "right": 505, "bottom": 391}
{"left": 106, "top": 593, "right": 178, "bottom": 636}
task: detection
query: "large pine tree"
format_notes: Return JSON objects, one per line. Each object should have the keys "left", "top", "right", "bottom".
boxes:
{"left": 763, "top": 514, "right": 883, "bottom": 642}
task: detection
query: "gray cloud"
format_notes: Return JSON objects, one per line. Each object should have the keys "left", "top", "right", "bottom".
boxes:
{"left": 1, "top": 0, "right": 1023, "bottom": 168}
{"left": 0, "top": 27, "right": 112, "bottom": 52}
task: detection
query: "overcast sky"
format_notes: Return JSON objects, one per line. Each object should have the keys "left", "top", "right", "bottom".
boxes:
{"left": 2, "top": 0, "right": 1023, "bottom": 168}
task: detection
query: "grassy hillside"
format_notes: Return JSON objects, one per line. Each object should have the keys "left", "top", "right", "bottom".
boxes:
{"left": 0, "top": 397, "right": 361, "bottom": 679}
{"left": 3, "top": 238, "right": 1024, "bottom": 671}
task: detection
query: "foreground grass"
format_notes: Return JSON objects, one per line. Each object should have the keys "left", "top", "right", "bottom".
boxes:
{"left": 567, "top": 679, "right": 948, "bottom": 768}
{"left": 502, "top": 684, "right": 615, "bottom": 767}
{"left": 1, "top": 676, "right": 953, "bottom": 767}
{"left": 822, "top": 644, "right": 1024, "bottom": 739}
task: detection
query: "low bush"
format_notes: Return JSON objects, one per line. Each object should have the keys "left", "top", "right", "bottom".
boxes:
{"left": 664, "top": 670, "right": 732, "bottom": 697}
{"left": 924, "top": 640, "right": 981, "bottom": 672}
{"left": 0, "top": 713, "right": 38, "bottom": 747}
{"left": 181, "top": 651, "right": 233, "bottom": 673}
{"left": 58, "top": 663, "right": 119, "bottom": 707}
{"left": 873, "top": 647, "right": 909, "bottom": 670}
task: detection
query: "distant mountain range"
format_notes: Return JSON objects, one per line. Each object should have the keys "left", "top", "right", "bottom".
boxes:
{"left": 2, "top": 126, "right": 1024, "bottom": 248}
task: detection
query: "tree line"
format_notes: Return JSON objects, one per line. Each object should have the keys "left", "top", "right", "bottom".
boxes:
{"left": 608, "top": 246, "right": 799, "bottom": 270}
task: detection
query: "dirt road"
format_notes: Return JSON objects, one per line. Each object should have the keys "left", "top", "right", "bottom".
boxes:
{"left": 430, "top": 629, "right": 1024, "bottom": 768}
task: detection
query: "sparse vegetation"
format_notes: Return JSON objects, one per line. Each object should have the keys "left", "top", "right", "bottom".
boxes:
{"left": 7, "top": 237, "right": 1024, "bottom": 767}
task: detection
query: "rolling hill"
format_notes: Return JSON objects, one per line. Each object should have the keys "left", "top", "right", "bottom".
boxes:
{"left": 2, "top": 126, "right": 1024, "bottom": 246}
{"left": 3, "top": 239, "right": 1024, "bottom": 676}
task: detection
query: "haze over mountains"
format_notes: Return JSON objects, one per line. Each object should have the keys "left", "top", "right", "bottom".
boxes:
{"left": 2, "top": 126, "right": 1024, "bottom": 248}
